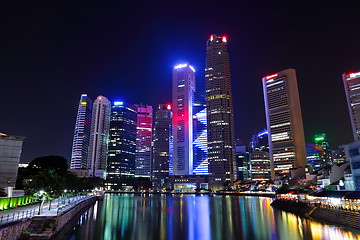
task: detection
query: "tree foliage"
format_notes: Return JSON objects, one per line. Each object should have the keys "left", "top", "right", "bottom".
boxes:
{"left": 22, "top": 155, "right": 95, "bottom": 198}
{"left": 28, "top": 155, "right": 68, "bottom": 173}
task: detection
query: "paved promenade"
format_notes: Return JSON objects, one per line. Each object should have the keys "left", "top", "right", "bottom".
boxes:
{"left": 0, "top": 195, "right": 90, "bottom": 226}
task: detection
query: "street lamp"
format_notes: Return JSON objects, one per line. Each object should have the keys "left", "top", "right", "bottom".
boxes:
{"left": 37, "top": 190, "right": 45, "bottom": 215}
{"left": 64, "top": 189, "right": 68, "bottom": 205}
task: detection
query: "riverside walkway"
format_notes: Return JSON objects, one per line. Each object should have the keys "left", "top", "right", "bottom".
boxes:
{"left": 0, "top": 195, "right": 91, "bottom": 226}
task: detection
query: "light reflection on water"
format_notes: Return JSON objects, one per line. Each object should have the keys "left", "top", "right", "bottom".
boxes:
{"left": 56, "top": 194, "right": 360, "bottom": 240}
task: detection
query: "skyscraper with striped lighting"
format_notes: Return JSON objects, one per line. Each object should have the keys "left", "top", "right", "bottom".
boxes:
{"left": 71, "top": 94, "right": 92, "bottom": 169}
{"left": 262, "top": 69, "right": 307, "bottom": 178}
{"left": 88, "top": 95, "right": 111, "bottom": 178}
{"left": 343, "top": 71, "right": 360, "bottom": 141}
{"left": 135, "top": 104, "right": 153, "bottom": 178}
{"left": 205, "top": 34, "right": 236, "bottom": 188}
{"left": 192, "top": 92, "right": 208, "bottom": 174}
{"left": 172, "top": 63, "right": 195, "bottom": 175}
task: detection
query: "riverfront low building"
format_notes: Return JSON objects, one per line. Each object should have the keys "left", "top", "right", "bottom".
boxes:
{"left": 0, "top": 133, "right": 25, "bottom": 192}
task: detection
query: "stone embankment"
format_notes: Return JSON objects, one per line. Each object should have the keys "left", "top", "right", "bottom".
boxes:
{"left": 271, "top": 199, "right": 360, "bottom": 229}
{"left": 0, "top": 196, "right": 96, "bottom": 240}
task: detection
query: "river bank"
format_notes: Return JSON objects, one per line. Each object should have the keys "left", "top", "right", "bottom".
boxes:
{"left": 105, "top": 190, "right": 276, "bottom": 198}
{"left": 0, "top": 196, "right": 96, "bottom": 240}
{"left": 271, "top": 199, "right": 360, "bottom": 230}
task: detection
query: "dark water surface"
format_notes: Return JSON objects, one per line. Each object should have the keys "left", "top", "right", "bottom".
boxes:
{"left": 54, "top": 194, "right": 360, "bottom": 240}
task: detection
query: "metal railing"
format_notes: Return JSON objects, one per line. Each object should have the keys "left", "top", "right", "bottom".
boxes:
{"left": 0, "top": 209, "right": 37, "bottom": 226}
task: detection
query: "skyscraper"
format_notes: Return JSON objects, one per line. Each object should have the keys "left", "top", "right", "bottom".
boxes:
{"left": 205, "top": 34, "right": 236, "bottom": 188}
{"left": 250, "top": 152, "right": 271, "bottom": 181}
{"left": 172, "top": 63, "right": 195, "bottom": 175}
{"left": 192, "top": 92, "right": 208, "bottom": 174}
{"left": 135, "top": 104, "right": 153, "bottom": 178}
{"left": 314, "top": 133, "right": 331, "bottom": 165}
{"left": 249, "top": 129, "right": 269, "bottom": 153}
{"left": 105, "top": 101, "right": 137, "bottom": 190}
{"left": 71, "top": 94, "right": 92, "bottom": 169}
{"left": 343, "top": 72, "right": 360, "bottom": 141}
{"left": 262, "top": 69, "right": 307, "bottom": 178}
{"left": 152, "top": 104, "right": 172, "bottom": 190}
{"left": 88, "top": 96, "right": 111, "bottom": 178}
{"left": 306, "top": 143, "right": 325, "bottom": 171}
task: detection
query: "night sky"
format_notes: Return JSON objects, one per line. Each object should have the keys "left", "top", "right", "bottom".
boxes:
{"left": 1, "top": 2, "right": 360, "bottom": 164}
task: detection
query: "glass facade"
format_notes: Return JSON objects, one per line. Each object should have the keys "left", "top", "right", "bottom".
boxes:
{"left": 71, "top": 94, "right": 92, "bottom": 169}
{"left": 192, "top": 92, "right": 208, "bottom": 175}
{"left": 105, "top": 102, "right": 137, "bottom": 190}
{"left": 135, "top": 104, "right": 153, "bottom": 178}
{"left": 152, "top": 104, "right": 172, "bottom": 190}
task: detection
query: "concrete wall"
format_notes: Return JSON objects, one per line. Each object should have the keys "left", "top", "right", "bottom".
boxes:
{"left": 56, "top": 197, "right": 96, "bottom": 232}
{"left": 0, "top": 219, "right": 31, "bottom": 240}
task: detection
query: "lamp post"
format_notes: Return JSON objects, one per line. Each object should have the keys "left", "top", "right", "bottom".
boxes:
{"left": 64, "top": 189, "right": 68, "bottom": 205}
{"left": 37, "top": 190, "right": 45, "bottom": 215}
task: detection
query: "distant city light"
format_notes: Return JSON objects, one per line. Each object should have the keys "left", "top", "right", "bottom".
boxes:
{"left": 114, "top": 101, "right": 123, "bottom": 106}
{"left": 258, "top": 130, "right": 268, "bottom": 137}
{"left": 98, "top": 96, "right": 102, "bottom": 100}
{"left": 222, "top": 36, "right": 227, "bottom": 42}
{"left": 349, "top": 72, "right": 360, "bottom": 78}
{"left": 174, "top": 63, "right": 195, "bottom": 72}
{"left": 210, "top": 35, "right": 214, "bottom": 41}
{"left": 81, "top": 102, "right": 87, "bottom": 105}
{"left": 265, "top": 74, "right": 278, "bottom": 80}
{"left": 315, "top": 137, "right": 325, "bottom": 141}
{"left": 167, "top": 104, "right": 171, "bottom": 110}
{"left": 174, "top": 63, "right": 187, "bottom": 69}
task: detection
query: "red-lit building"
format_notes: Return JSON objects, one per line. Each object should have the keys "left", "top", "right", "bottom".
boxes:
{"left": 135, "top": 104, "right": 153, "bottom": 178}
{"left": 172, "top": 63, "right": 195, "bottom": 175}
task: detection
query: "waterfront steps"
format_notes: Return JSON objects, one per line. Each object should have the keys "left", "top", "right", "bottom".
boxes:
{"left": 271, "top": 199, "right": 360, "bottom": 230}
{"left": 311, "top": 207, "right": 360, "bottom": 230}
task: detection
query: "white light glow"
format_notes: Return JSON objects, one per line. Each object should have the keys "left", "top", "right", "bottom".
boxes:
{"left": 174, "top": 64, "right": 187, "bottom": 69}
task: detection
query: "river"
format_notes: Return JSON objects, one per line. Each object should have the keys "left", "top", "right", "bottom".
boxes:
{"left": 53, "top": 194, "right": 360, "bottom": 240}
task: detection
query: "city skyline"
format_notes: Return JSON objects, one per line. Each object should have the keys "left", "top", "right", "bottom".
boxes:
{"left": 1, "top": 2, "right": 359, "bottom": 164}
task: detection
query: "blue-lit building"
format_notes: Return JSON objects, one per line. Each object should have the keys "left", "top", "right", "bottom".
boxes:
{"left": 71, "top": 94, "right": 92, "bottom": 169}
{"left": 235, "top": 142, "right": 251, "bottom": 181}
{"left": 343, "top": 140, "right": 360, "bottom": 190}
{"left": 192, "top": 92, "right": 208, "bottom": 175}
{"left": 306, "top": 143, "right": 325, "bottom": 171}
{"left": 105, "top": 101, "right": 137, "bottom": 190}
{"left": 249, "top": 129, "right": 269, "bottom": 153}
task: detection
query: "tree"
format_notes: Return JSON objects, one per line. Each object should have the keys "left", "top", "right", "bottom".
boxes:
{"left": 25, "top": 170, "right": 64, "bottom": 198}
{"left": 28, "top": 155, "right": 68, "bottom": 174}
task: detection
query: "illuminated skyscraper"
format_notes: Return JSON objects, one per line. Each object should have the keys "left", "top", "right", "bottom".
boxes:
{"left": 262, "top": 69, "right": 307, "bottom": 178}
{"left": 172, "top": 63, "right": 195, "bottom": 175}
{"left": 135, "top": 104, "right": 153, "bottom": 178}
{"left": 314, "top": 133, "right": 331, "bottom": 164}
{"left": 88, "top": 96, "right": 111, "bottom": 178}
{"left": 306, "top": 143, "right": 325, "bottom": 171}
{"left": 71, "top": 94, "right": 92, "bottom": 169}
{"left": 192, "top": 92, "right": 208, "bottom": 174}
{"left": 250, "top": 152, "right": 271, "bottom": 181}
{"left": 205, "top": 34, "right": 236, "bottom": 188}
{"left": 105, "top": 101, "right": 137, "bottom": 190}
{"left": 249, "top": 129, "right": 269, "bottom": 153}
{"left": 343, "top": 72, "right": 360, "bottom": 141}
{"left": 153, "top": 104, "right": 172, "bottom": 190}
